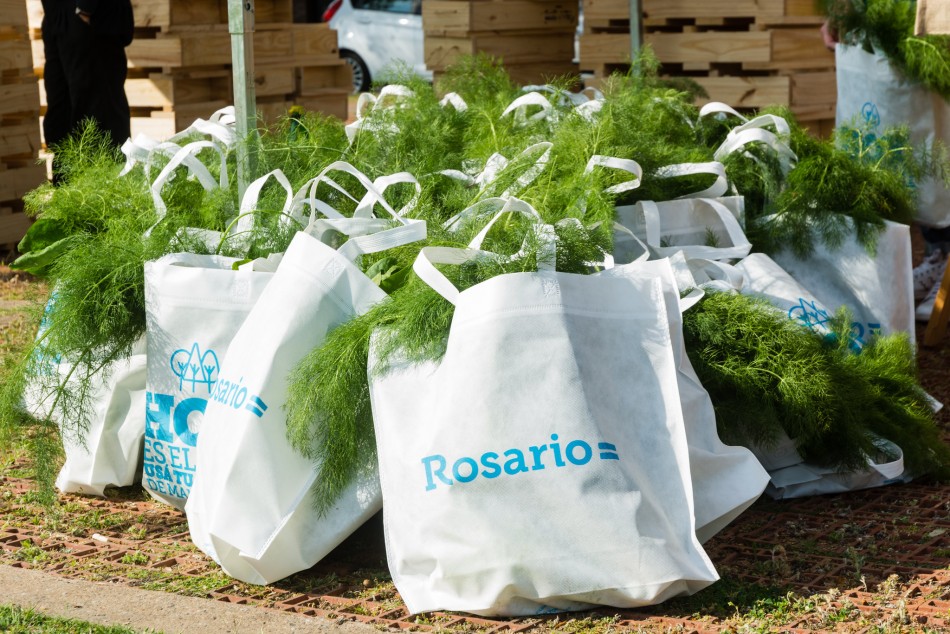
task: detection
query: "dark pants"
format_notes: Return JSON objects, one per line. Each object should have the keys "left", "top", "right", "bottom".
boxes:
{"left": 43, "top": 12, "right": 130, "bottom": 174}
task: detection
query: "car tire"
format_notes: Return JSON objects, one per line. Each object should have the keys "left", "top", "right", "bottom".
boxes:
{"left": 342, "top": 50, "right": 370, "bottom": 94}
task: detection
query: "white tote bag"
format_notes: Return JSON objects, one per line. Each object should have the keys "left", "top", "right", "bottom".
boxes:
{"left": 613, "top": 162, "right": 751, "bottom": 263}
{"left": 602, "top": 256, "right": 769, "bottom": 543}
{"left": 735, "top": 253, "right": 839, "bottom": 339}
{"left": 770, "top": 218, "right": 915, "bottom": 340}
{"left": 370, "top": 241, "right": 718, "bottom": 617}
{"left": 55, "top": 338, "right": 148, "bottom": 496}
{"left": 21, "top": 296, "right": 148, "bottom": 497}
{"left": 836, "top": 43, "right": 950, "bottom": 228}
{"left": 185, "top": 164, "right": 426, "bottom": 585}
{"left": 761, "top": 433, "right": 910, "bottom": 499}
{"left": 141, "top": 169, "right": 293, "bottom": 509}
{"left": 143, "top": 253, "right": 274, "bottom": 508}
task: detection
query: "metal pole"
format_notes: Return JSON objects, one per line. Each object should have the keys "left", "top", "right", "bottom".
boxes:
{"left": 629, "top": 0, "right": 642, "bottom": 70}
{"left": 228, "top": 0, "right": 258, "bottom": 198}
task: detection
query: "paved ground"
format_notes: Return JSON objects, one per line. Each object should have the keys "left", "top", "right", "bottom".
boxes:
{"left": 0, "top": 564, "right": 377, "bottom": 634}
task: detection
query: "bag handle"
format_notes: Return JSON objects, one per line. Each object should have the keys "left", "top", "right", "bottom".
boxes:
{"left": 867, "top": 436, "right": 905, "bottom": 480}
{"left": 413, "top": 225, "right": 556, "bottom": 305}
{"left": 640, "top": 198, "right": 752, "bottom": 261}
{"left": 414, "top": 198, "right": 556, "bottom": 304}
{"left": 227, "top": 169, "right": 295, "bottom": 242}
{"left": 345, "top": 85, "right": 415, "bottom": 142}
{"left": 290, "top": 162, "right": 414, "bottom": 227}
{"left": 439, "top": 92, "right": 468, "bottom": 112}
{"left": 501, "top": 92, "right": 554, "bottom": 126}
{"left": 654, "top": 161, "right": 729, "bottom": 199}
{"left": 585, "top": 155, "right": 643, "bottom": 194}
{"left": 354, "top": 172, "right": 421, "bottom": 219}
{"left": 701, "top": 103, "right": 797, "bottom": 173}
{"left": 148, "top": 141, "right": 224, "bottom": 228}
{"left": 436, "top": 142, "right": 553, "bottom": 198}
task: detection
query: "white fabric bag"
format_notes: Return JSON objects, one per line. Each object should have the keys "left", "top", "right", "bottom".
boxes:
{"left": 836, "top": 43, "right": 950, "bottom": 228}
{"left": 723, "top": 254, "right": 912, "bottom": 497}
{"left": 612, "top": 162, "right": 751, "bottom": 263}
{"left": 735, "top": 253, "right": 839, "bottom": 339}
{"left": 185, "top": 164, "right": 426, "bottom": 585}
{"left": 23, "top": 309, "right": 148, "bottom": 497}
{"left": 370, "top": 235, "right": 718, "bottom": 616}
{"left": 143, "top": 253, "right": 274, "bottom": 508}
{"left": 55, "top": 338, "right": 148, "bottom": 496}
{"left": 602, "top": 256, "right": 769, "bottom": 543}
{"left": 770, "top": 218, "right": 915, "bottom": 339}
{"left": 141, "top": 168, "right": 291, "bottom": 509}
{"left": 762, "top": 434, "right": 910, "bottom": 499}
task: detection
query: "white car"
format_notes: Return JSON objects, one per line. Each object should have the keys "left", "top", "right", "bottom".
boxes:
{"left": 323, "top": 0, "right": 431, "bottom": 93}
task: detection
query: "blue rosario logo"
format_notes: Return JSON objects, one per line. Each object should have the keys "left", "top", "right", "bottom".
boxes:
{"left": 170, "top": 343, "right": 220, "bottom": 392}
{"left": 421, "top": 434, "right": 621, "bottom": 492}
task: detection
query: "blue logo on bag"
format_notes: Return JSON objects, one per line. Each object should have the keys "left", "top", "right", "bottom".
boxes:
{"left": 862, "top": 102, "right": 881, "bottom": 128}
{"left": 210, "top": 375, "right": 269, "bottom": 419}
{"left": 170, "top": 343, "right": 220, "bottom": 392}
{"left": 788, "top": 298, "right": 831, "bottom": 331}
{"left": 421, "top": 434, "right": 620, "bottom": 492}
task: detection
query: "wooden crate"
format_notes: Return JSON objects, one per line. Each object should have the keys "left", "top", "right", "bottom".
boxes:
{"left": 0, "top": 205, "right": 33, "bottom": 245}
{"left": 297, "top": 62, "right": 351, "bottom": 95}
{"left": 423, "top": 0, "right": 577, "bottom": 35}
{"left": 426, "top": 30, "right": 575, "bottom": 70}
{"left": 580, "top": 28, "right": 833, "bottom": 71}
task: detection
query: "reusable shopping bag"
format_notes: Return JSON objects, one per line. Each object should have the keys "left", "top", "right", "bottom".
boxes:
{"left": 22, "top": 305, "right": 148, "bottom": 497}
{"left": 612, "top": 161, "right": 752, "bottom": 263}
{"left": 732, "top": 253, "right": 912, "bottom": 497}
{"left": 369, "top": 222, "right": 718, "bottom": 616}
{"left": 54, "top": 338, "right": 148, "bottom": 496}
{"left": 185, "top": 163, "right": 425, "bottom": 585}
{"left": 601, "top": 255, "right": 770, "bottom": 543}
{"left": 770, "top": 218, "right": 915, "bottom": 339}
{"left": 141, "top": 168, "right": 291, "bottom": 509}
{"left": 836, "top": 43, "right": 950, "bottom": 228}
{"left": 761, "top": 433, "right": 909, "bottom": 499}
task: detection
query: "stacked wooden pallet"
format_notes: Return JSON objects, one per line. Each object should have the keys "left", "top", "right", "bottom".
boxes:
{"left": 423, "top": 0, "right": 579, "bottom": 87}
{"left": 1, "top": 0, "right": 45, "bottom": 248}
{"left": 579, "top": 0, "right": 836, "bottom": 136}
{"left": 26, "top": 0, "right": 351, "bottom": 140}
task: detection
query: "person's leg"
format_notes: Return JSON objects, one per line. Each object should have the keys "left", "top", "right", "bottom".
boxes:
{"left": 42, "top": 29, "right": 73, "bottom": 183}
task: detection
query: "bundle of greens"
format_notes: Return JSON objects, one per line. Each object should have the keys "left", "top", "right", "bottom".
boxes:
{"left": 683, "top": 290, "right": 950, "bottom": 477}
{"left": 714, "top": 106, "right": 928, "bottom": 257}
{"left": 823, "top": 0, "right": 950, "bottom": 100}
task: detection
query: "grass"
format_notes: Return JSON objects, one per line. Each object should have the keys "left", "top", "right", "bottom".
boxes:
{"left": 0, "top": 604, "right": 161, "bottom": 634}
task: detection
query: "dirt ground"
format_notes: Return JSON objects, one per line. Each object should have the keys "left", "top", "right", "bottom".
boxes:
{"left": 1, "top": 231, "right": 949, "bottom": 633}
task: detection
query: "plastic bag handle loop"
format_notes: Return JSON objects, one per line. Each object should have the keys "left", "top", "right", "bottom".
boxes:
{"left": 653, "top": 161, "right": 729, "bottom": 200}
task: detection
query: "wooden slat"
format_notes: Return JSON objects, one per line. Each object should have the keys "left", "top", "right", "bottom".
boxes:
{"left": 254, "top": 66, "right": 295, "bottom": 97}
{"left": 924, "top": 254, "right": 950, "bottom": 346}
{"left": 24, "top": 0, "right": 42, "bottom": 32}
{"left": 125, "top": 71, "right": 230, "bottom": 108}
{"left": 295, "top": 91, "right": 349, "bottom": 121}
{"left": 297, "top": 62, "right": 351, "bottom": 95}
{"left": 0, "top": 120, "right": 41, "bottom": 159}
{"left": 423, "top": 1, "right": 577, "bottom": 34}
{"left": 642, "top": 0, "right": 783, "bottom": 21}
{"left": 0, "top": 39, "right": 33, "bottom": 73}
{"left": 580, "top": 31, "right": 771, "bottom": 68}
{"left": 0, "top": 164, "right": 47, "bottom": 203}
{"left": 0, "top": 207, "right": 33, "bottom": 245}
{"left": 0, "top": 81, "right": 39, "bottom": 117}
{"left": 693, "top": 75, "right": 790, "bottom": 109}
{"left": 743, "top": 27, "right": 835, "bottom": 70}
{"left": 0, "top": 0, "right": 29, "bottom": 27}
{"left": 790, "top": 70, "right": 836, "bottom": 106}
{"left": 130, "top": 115, "right": 177, "bottom": 140}
{"left": 426, "top": 31, "right": 575, "bottom": 69}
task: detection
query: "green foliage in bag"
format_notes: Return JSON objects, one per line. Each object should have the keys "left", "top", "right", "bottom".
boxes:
{"left": 824, "top": 0, "right": 950, "bottom": 100}
{"left": 683, "top": 290, "right": 950, "bottom": 478}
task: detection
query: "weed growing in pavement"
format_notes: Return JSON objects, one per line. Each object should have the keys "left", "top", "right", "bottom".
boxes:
{"left": 119, "top": 551, "right": 149, "bottom": 565}
{"left": 14, "top": 539, "right": 48, "bottom": 564}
